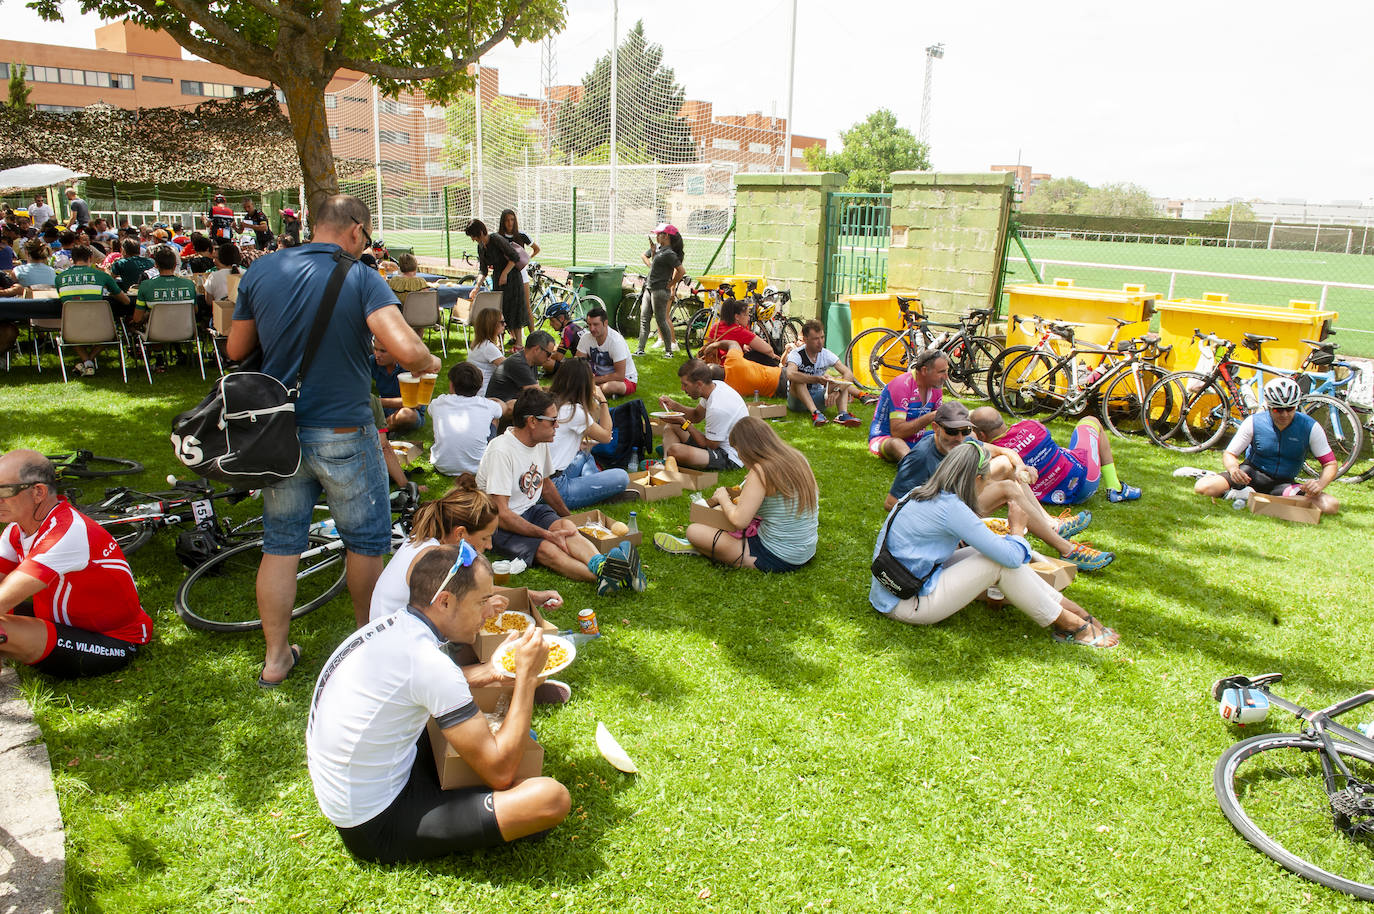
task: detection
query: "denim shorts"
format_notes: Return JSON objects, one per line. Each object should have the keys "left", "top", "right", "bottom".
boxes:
{"left": 261, "top": 426, "right": 391, "bottom": 556}
{"left": 746, "top": 533, "right": 808, "bottom": 574}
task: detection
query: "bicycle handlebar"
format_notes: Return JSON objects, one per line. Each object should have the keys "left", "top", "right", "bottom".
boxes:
{"left": 1193, "top": 329, "right": 1231, "bottom": 348}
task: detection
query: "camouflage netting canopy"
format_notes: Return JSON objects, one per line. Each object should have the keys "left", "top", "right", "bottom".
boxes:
{"left": 0, "top": 89, "right": 367, "bottom": 191}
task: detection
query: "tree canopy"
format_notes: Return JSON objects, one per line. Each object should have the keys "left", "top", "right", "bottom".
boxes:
{"left": 443, "top": 92, "right": 562, "bottom": 172}
{"left": 25, "top": 1, "right": 566, "bottom": 211}
{"left": 554, "top": 21, "right": 693, "bottom": 165}
{"left": 802, "top": 109, "right": 929, "bottom": 193}
{"left": 1022, "top": 177, "right": 1157, "bottom": 218}
{"left": 1205, "top": 201, "right": 1257, "bottom": 222}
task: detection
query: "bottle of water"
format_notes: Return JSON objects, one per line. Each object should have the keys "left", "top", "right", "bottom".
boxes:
{"left": 1361, "top": 721, "right": 1374, "bottom": 740}
{"left": 627, "top": 511, "right": 638, "bottom": 534}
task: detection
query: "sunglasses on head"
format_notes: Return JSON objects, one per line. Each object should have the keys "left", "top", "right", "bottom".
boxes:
{"left": 430, "top": 538, "right": 481, "bottom": 605}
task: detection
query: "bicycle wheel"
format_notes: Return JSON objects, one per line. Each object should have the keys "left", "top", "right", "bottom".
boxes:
{"left": 573, "top": 293, "right": 605, "bottom": 322}
{"left": 984, "top": 345, "right": 1033, "bottom": 410}
{"left": 867, "top": 330, "right": 915, "bottom": 390}
{"left": 843, "top": 327, "right": 900, "bottom": 391}
{"left": 779, "top": 317, "right": 804, "bottom": 349}
{"left": 89, "top": 515, "right": 155, "bottom": 557}
{"left": 944, "top": 335, "right": 1002, "bottom": 401}
{"left": 683, "top": 308, "right": 713, "bottom": 359}
{"left": 1341, "top": 411, "right": 1374, "bottom": 483}
{"left": 999, "top": 351, "right": 1068, "bottom": 418}
{"left": 1301, "top": 394, "right": 1364, "bottom": 479}
{"left": 50, "top": 452, "right": 144, "bottom": 479}
{"left": 615, "top": 291, "right": 642, "bottom": 340}
{"left": 174, "top": 534, "right": 347, "bottom": 633}
{"left": 1099, "top": 365, "right": 1170, "bottom": 438}
{"left": 1144, "top": 372, "right": 1233, "bottom": 452}
{"left": 1214, "top": 732, "right": 1374, "bottom": 901}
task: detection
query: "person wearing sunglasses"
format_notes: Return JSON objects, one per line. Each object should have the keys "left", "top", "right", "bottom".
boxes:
{"left": 1191, "top": 376, "right": 1341, "bottom": 514}
{"left": 885, "top": 403, "right": 1112, "bottom": 572}
{"left": 0, "top": 450, "right": 151, "bottom": 677}
{"left": 226, "top": 194, "right": 442, "bottom": 688}
{"left": 869, "top": 442, "right": 1119, "bottom": 649}
{"left": 307, "top": 542, "right": 571, "bottom": 864}
{"left": 477, "top": 388, "right": 645, "bottom": 595}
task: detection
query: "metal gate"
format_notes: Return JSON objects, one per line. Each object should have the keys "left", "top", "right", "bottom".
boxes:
{"left": 821, "top": 192, "right": 892, "bottom": 314}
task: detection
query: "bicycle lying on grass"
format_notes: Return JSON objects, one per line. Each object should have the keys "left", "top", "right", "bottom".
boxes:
{"left": 80, "top": 476, "right": 261, "bottom": 557}
{"left": 1211, "top": 673, "right": 1374, "bottom": 900}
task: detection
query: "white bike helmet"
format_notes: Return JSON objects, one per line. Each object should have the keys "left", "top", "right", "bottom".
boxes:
{"left": 1263, "top": 376, "right": 1301, "bottom": 409}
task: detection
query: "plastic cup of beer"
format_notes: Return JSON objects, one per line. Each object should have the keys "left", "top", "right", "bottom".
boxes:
{"left": 397, "top": 372, "right": 421, "bottom": 408}
{"left": 492, "top": 560, "right": 511, "bottom": 585}
{"left": 417, "top": 372, "right": 438, "bottom": 406}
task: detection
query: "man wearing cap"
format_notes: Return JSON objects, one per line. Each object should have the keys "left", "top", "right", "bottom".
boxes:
{"left": 884, "top": 402, "right": 1112, "bottom": 571}
{"left": 204, "top": 194, "right": 236, "bottom": 242}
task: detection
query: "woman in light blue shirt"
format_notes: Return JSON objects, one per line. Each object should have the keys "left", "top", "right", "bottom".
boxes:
{"left": 14, "top": 241, "right": 57, "bottom": 288}
{"left": 870, "top": 442, "right": 1118, "bottom": 647}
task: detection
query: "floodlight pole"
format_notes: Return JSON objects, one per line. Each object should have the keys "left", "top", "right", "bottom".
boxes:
{"left": 372, "top": 83, "right": 384, "bottom": 228}
{"left": 782, "top": 0, "right": 797, "bottom": 173}
{"left": 608, "top": 0, "right": 618, "bottom": 263}
{"left": 919, "top": 43, "right": 944, "bottom": 148}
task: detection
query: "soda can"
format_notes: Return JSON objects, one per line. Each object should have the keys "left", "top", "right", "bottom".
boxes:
{"left": 578, "top": 608, "right": 599, "bottom": 635}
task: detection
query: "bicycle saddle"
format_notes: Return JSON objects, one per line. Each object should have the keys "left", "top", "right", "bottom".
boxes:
{"left": 1242, "top": 333, "right": 1278, "bottom": 346}
{"left": 1210, "top": 673, "right": 1283, "bottom": 701}
{"left": 1301, "top": 338, "right": 1337, "bottom": 351}
{"left": 1109, "top": 317, "right": 1133, "bottom": 327}
{"left": 1141, "top": 332, "right": 1161, "bottom": 343}
{"left": 966, "top": 308, "right": 991, "bottom": 318}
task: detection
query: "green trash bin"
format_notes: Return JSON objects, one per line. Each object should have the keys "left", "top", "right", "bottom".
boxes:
{"left": 385, "top": 243, "right": 415, "bottom": 259}
{"left": 566, "top": 264, "right": 627, "bottom": 321}
{"left": 823, "top": 301, "right": 853, "bottom": 356}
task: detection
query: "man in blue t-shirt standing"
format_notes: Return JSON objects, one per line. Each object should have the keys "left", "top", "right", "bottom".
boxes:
{"left": 227, "top": 194, "right": 441, "bottom": 687}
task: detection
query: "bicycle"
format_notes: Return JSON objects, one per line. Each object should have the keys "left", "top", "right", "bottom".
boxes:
{"left": 48, "top": 450, "right": 144, "bottom": 486}
{"left": 683, "top": 280, "right": 746, "bottom": 359}
{"left": 748, "top": 287, "right": 802, "bottom": 357}
{"left": 1211, "top": 672, "right": 1374, "bottom": 900}
{"left": 527, "top": 263, "right": 605, "bottom": 330}
{"left": 846, "top": 296, "right": 1002, "bottom": 399}
{"left": 80, "top": 476, "right": 261, "bottom": 558}
{"left": 1144, "top": 332, "right": 1364, "bottom": 477}
{"left": 1298, "top": 338, "right": 1374, "bottom": 484}
{"left": 173, "top": 484, "right": 419, "bottom": 633}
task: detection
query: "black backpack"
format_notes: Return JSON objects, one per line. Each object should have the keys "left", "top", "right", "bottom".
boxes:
{"left": 590, "top": 398, "right": 654, "bottom": 470}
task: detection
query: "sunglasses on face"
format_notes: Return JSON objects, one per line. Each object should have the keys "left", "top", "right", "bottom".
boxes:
{"left": 938, "top": 425, "right": 970, "bottom": 436}
{"left": 531, "top": 414, "right": 558, "bottom": 424}
{"left": 0, "top": 481, "right": 36, "bottom": 498}
{"left": 1271, "top": 406, "right": 1296, "bottom": 414}
{"left": 430, "top": 538, "right": 480, "bottom": 605}
{"left": 351, "top": 218, "right": 373, "bottom": 249}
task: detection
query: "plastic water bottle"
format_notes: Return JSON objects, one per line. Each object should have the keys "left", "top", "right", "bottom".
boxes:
{"left": 627, "top": 511, "right": 638, "bottom": 535}
{"left": 558, "top": 629, "right": 601, "bottom": 647}
{"left": 311, "top": 518, "right": 339, "bottom": 537}
{"left": 1361, "top": 721, "right": 1374, "bottom": 740}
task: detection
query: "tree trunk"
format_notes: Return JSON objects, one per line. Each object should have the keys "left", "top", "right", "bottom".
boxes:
{"left": 277, "top": 72, "right": 338, "bottom": 217}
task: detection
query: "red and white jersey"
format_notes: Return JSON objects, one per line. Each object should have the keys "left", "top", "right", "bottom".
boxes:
{"left": 0, "top": 499, "right": 151, "bottom": 644}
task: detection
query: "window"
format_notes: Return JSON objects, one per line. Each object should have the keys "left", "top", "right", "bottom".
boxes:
{"left": 711, "top": 138, "right": 739, "bottom": 151}
{"left": 378, "top": 130, "right": 411, "bottom": 145}
{"left": 328, "top": 126, "right": 340, "bottom": 139}
{"left": 325, "top": 94, "right": 338, "bottom": 109}
{"left": 6, "top": 64, "right": 130, "bottom": 88}
{"left": 35, "top": 104, "right": 83, "bottom": 114}
{"left": 748, "top": 142, "right": 771, "bottom": 154}
{"left": 343, "top": 95, "right": 366, "bottom": 103}
{"left": 182, "top": 80, "right": 258, "bottom": 98}
{"left": 380, "top": 160, "right": 412, "bottom": 174}
{"left": 792, "top": 147, "right": 806, "bottom": 159}
{"left": 142, "top": 75, "right": 173, "bottom": 84}
{"left": 424, "top": 132, "right": 444, "bottom": 148}
{"left": 379, "top": 100, "right": 410, "bottom": 116}
{"left": 344, "top": 126, "right": 367, "bottom": 134}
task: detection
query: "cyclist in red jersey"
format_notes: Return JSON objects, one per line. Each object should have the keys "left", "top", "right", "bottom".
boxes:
{"left": 0, "top": 450, "right": 150, "bottom": 678}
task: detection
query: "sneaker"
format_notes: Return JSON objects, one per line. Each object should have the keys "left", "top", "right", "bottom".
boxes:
{"left": 654, "top": 532, "right": 696, "bottom": 555}
{"left": 649, "top": 338, "right": 663, "bottom": 350}
{"left": 858, "top": 393, "right": 879, "bottom": 406}
{"left": 812, "top": 411, "right": 828, "bottom": 427}
{"left": 600, "top": 542, "right": 644, "bottom": 592}
{"left": 596, "top": 575, "right": 622, "bottom": 596}
{"left": 662, "top": 349, "right": 675, "bottom": 359}
{"left": 1055, "top": 510, "right": 1092, "bottom": 538}
{"left": 1062, "top": 542, "right": 1115, "bottom": 572}
{"left": 633, "top": 349, "right": 647, "bottom": 358}
{"left": 1172, "top": 467, "right": 1209, "bottom": 479}
{"left": 82, "top": 361, "right": 96, "bottom": 377}
{"left": 835, "top": 411, "right": 862, "bottom": 428}
{"left": 1106, "top": 483, "right": 1142, "bottom": 503}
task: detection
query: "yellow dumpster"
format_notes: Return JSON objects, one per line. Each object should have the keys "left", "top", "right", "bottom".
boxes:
{"left": 1004, "top": 280, "right": 1157, "bottom": 360}
{"left": 697, "top": 274, "right": 768, "bottom": 302}
{"left": 1155, "top": 297, "right": 1336, "bottom": 373}
{"left": 844, "top": 292, "right": 918, "bottom": 388}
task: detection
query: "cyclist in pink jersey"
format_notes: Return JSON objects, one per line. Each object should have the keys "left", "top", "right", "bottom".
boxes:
{"left": 867, "top": 350, "right": 948, "bottom": 462}
{"left": 970, "top": 407, "right": 1142, "bottom": 506}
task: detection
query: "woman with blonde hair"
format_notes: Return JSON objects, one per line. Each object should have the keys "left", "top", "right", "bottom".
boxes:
{"left": 466, "top": 305, "right": 506, "bottom": 397}
{"left": 657, "top": 417, "right": 818, "bottom": 573}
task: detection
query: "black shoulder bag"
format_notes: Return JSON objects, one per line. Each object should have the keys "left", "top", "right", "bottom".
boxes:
{"left": 871, "top": 490, "right": 940, "bottom": 600}
{"left": 170, "top": 250, "right": 356, "bottom": 488}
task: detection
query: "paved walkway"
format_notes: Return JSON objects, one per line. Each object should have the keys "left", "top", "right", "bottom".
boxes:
{"left": 0, "top": 664, "right": 63, "bottom": 914}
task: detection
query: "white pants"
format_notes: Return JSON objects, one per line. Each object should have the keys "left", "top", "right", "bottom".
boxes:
{"left": 887, "top": 547, "right": 1063, "bottom": 627}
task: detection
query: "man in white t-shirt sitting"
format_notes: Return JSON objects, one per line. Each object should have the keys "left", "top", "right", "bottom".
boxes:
{"left": 575, "top": 307, "right": 638, "bottom": 397}
{"left": 429, "top": 362, "right": 504, "bottom": 476}
{"left": 306, "top": 542, "right": 571, "bottom": 863}
{"left": 657, "top": 358, "right": 750, "bottom": 471}
{"left": 786, "top": 319, "right": 863, "bottom": 428}
{"left": 477, "top": 389, "right": 645, "bottom": 595}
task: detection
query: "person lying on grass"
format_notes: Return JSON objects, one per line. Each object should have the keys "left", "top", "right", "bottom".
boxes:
{"left": 970, "top": 407, "right": 1142, "bottom": 506}
{"left": 884, "top": 402, "right": 1112, "bottom": 572}
{"left": 868, "top": 441, "right": 1118, "bottom": 648}
{"left": 0, "top": 450, "right": 152, "bottom": 678}
{"left": 710, "top": 339, "right": 800, "bottom": 401}
{"left": 1190, "top": 376, "right": 1340, "bottom": 515}
{"left": 658, "top": 358, "right": 751, "bottom": 471}
{"left": 307, "top": 543, "right": 572, "bottom": 864}
{"left": 656, "top": 417, "right": 818, "bottom": 574}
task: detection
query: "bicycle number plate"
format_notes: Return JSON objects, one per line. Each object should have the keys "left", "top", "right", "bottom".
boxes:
{"left": 191, "top": 499, "right": 213, "bottom": 523}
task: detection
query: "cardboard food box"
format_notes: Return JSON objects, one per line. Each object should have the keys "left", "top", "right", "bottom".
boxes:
{"left": 1029, "top": 557, "right": 1078, "bottom": 592}
{"left": 388, "top": 439, "right": 421, "bottom": 466}
{"left": 747, "top": 401, "right": 786, "bottom": 420}
{"left": 211, "top": 299, "right": 235, "bottom": 335}
{"left": 1250, "top": 492, "right": 1322, "bottom": 524}
{"left": 661, "top": 466, "right": 719, "bottom": 491}
{"left": 687, "top": 486, "right": 742, "bottom": 531}
{"left": 567, "top": 508, "right": 643, "bottom": 554}
{"left": 427, "top": 684, "right": 544, "bottom": 789}
{"left": 627, "top": 470, "right": 684, "bottom": 502}
{"left": 474, "top": 586, "right": 558, "bottom": 662}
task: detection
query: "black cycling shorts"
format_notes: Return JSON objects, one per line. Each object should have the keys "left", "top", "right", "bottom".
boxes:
{"left": 336, "top": 735, "right": 503, "bottom": 864}
{"left": 27, "top": 613, "right": 140, "bottom": 679}
{"left": 1224, "top": 463, "right": 1295, "bottom": 496}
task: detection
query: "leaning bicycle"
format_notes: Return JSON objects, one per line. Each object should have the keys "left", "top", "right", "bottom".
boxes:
{"left": 1211, "top": 672, "right": 1374, "bottom": 900}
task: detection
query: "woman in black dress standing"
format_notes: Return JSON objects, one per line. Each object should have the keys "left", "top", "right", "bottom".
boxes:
{"left": 465, "top": 218, "right": 534, "bottom": 348}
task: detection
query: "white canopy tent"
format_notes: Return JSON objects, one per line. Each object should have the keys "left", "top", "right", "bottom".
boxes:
{"left": 0, "top": 164, "right": 88, "bottom": 194}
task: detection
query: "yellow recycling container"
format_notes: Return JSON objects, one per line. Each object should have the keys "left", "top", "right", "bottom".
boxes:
{"left": 696, "top": 274, "right": 768, "bottom": 302}
{"left": 844, "top": 292, "right": 916, "bottom": 389}
{"left": 1004, "top": 280, "right": 1157, "bottom": 362}
{"left": 1155, "top": 295, "right": 1336, "bottom": 374}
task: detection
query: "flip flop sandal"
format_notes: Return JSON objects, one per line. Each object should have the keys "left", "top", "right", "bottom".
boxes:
{"left": 1051, "top": 617, "right": 1117, "bottom": 649}
{"left": 258, "top": 645, "right": 301, "bottom": 688}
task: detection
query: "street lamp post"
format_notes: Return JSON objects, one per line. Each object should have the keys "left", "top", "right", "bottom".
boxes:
{"left": 919, "top": 43, "right": 944, "bottom": 149}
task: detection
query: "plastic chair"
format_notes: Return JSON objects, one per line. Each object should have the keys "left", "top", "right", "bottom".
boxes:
{"left": 24, "top": 287, "right": 61, "bottom": 373}
{"left": 136, "top": 300, "right": 204, "bottom": 384}
{"left": 401, "top": 288, "right": 446, "bottom": 357}
{"left": 445, "top": 294, "right": 473, "bottom": 347}
{"left": 54, "top": 299, "right": 128, "bottom": 383}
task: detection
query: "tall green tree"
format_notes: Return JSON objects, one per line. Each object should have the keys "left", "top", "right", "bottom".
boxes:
{"left": 443, "top": 91, "right": 564, "bottom": 171}
{"left": 7, "top": 62, "right": 30, "bottom": 111}
{"left": 25, "top": 1, "right": 565, "bottom": 210}
{"left": 554, "top": 20, "right": 693, "bottom": 164}
{"left": 1021, "top": 177, "right": 1091, "bottom": 214}
{"left": 802, "top": 109, "right": 929, "bottom": 193}
{"left": 1079, "top": 182, "right": 1157, "bottom": 217}
{"left": 1205, "top": 201, "right": 1256, "bottom": 222}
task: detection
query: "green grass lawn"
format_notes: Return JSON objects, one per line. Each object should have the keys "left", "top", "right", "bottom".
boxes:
{"left": 5, "top": 336, "right": 1374, "bottom": 912}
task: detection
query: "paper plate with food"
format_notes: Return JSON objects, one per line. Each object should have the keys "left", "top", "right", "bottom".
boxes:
{"left": 480, "top": 609, "right": 535, "bottom": 635}
{"left": 649, "top": 410, "right": 685, "bottom": 421}
{"left": 491, "top": 634, "right": 575, "bottom": 679}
